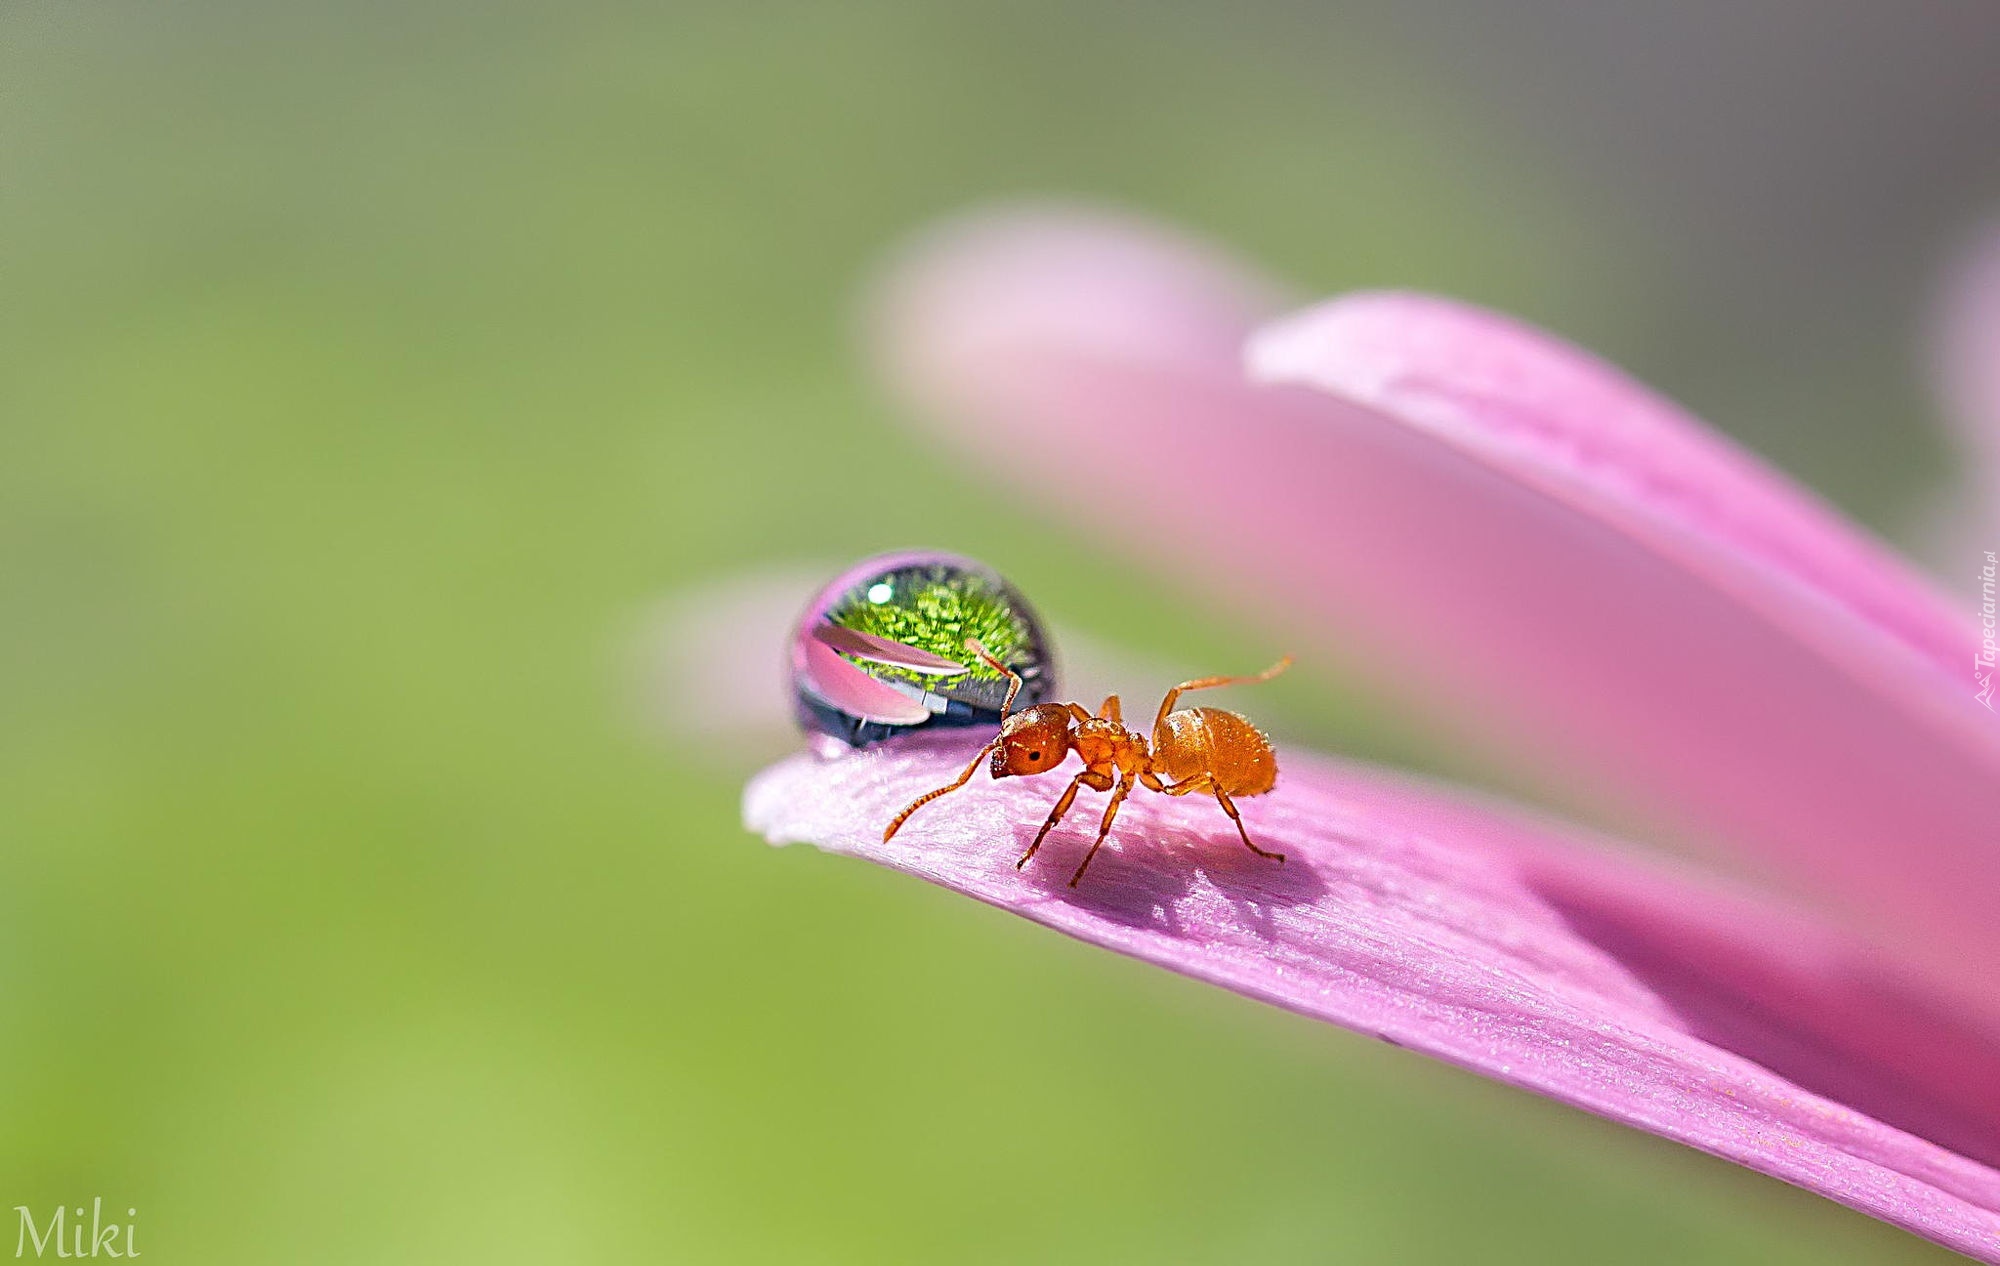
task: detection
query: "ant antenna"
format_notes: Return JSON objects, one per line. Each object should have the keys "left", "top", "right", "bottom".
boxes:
{"left": 963, "top": 637, "right": 1022, "bottom": 719}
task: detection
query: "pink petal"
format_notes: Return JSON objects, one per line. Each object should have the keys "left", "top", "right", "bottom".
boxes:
{"left": 869, "top": 208, "right": 2000, "bottom": 1010}
{"left": 745, "top": 741, "right": 2000, "bottom": 1261}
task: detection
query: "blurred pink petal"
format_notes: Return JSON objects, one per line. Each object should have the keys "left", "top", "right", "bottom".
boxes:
{"left": 870, "top": 208, "right": 2000, "bottom": 1010}
{"left": 630, "top": 572, "right": 822, "bottom": 763}
{"left": 745, "top": 741, "right": 2000, "bottom": 1261}
{"left": 1935, "top": 221, "right": 2000, "bottom": 513}
{"left": 1247, "top": 294, "right": 1970, "bottom": 683}
{"left": 802, "top": 638, "right": 933, "bottom": 725}
{"left": 1929, "top": 222, "right": 2000, "bottom": 586}
{"left": 811, "top": 625, "right": 968, "bottom": 675}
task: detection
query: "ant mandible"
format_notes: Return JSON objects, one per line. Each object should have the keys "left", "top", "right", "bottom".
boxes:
{"left": 883, "top": 638, "right": 1293, "bottom": 887}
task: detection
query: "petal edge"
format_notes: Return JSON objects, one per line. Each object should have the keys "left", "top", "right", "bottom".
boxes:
{"left": 747, "top": 741, "right": 2000, "bottom": 1261}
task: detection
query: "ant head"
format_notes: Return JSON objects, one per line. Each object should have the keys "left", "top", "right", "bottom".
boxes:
{"left": 991, "top": 703, "right": 1073, "bottom": 779}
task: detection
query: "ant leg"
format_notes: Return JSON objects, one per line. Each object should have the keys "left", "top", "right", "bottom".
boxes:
{"left": 1069, "top": 772, "right": 1136, "bottom": 887}
{"left": 1099, "top": 694, "right": 1122, "bottom": 723}
{"left": 1212, "top": 788, "right": 1284, "bottom": 863}
{"left": 882, "top": 738, "right": 999, "bottom": 841}
{"left": 1152, "top": 656, "right": 1294, "bottom": 734}
{"left": 1020, "top": 768, "right": 1113, "bottom": 868}
{"left": 1139, "top": 770, "right": 1282, "bottom": 863}
{"left": 1021, "top": 773, "right": 1086, "bottom": 868}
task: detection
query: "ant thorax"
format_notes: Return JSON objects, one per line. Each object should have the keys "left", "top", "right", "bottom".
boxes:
{"left": 1073, "top": 715, "right": 1148, "bottom": 774}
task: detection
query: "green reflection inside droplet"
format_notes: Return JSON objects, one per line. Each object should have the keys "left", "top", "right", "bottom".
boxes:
{"left": 831, "top": 572, "right": 1022, "bottom": 684}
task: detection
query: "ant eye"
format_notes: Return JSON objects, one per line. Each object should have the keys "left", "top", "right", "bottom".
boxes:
{"left": 1028, "top": 751, "right": 1042, "bottom": 762}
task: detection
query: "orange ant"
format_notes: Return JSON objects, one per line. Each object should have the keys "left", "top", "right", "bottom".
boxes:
{"left": 883, "top": 638, "right": 1293, "bottom": 886}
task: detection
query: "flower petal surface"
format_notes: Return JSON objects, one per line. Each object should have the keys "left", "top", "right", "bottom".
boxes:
{"left": 746, "top": 740, "right": 2000, "bottom": 1261}
{"left": 870, "top": 208, "right": 2000, "bottom": 1007}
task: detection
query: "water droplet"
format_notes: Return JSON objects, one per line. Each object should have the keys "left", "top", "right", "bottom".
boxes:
{"left": 790, "top": 551, "right": 1056, "bottom": 754}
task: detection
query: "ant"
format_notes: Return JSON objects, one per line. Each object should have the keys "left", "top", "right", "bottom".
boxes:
{"left": 883, "top": 638, "right": 1293, "bottom": 887}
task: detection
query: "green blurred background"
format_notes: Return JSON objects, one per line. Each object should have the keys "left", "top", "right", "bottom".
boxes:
{"left": 3, "top": 2, "right": 1994, "bottom": 1261}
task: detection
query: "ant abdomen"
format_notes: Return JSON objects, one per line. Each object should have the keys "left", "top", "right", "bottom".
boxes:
{"left": 1156, "top": 707, "right": 1278, "bottom": 797}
